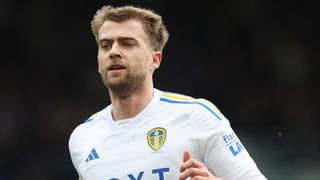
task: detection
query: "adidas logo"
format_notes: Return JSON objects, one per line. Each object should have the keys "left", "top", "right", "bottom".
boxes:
{"left": 85, "top": 148, "right": 100, "bottom": 162}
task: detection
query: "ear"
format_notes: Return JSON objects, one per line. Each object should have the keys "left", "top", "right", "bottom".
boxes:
{"left": 151, "top": 51, "right": 162, "bottom": 70}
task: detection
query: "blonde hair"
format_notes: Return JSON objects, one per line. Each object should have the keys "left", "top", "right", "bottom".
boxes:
{"left": 91, "top": 5, "right": 169, "bottom": 51}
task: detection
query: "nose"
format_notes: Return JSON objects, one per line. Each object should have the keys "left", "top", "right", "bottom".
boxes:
{"left": 109, "top": 42, "right": 122, "bottom": 59}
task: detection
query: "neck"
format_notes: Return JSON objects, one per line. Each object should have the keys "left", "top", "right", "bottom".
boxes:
{"left": 109, "top": 84, "right": 154, "bottom": 121}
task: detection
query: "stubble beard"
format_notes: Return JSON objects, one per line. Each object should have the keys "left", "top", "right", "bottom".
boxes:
{"left": 101, "top": 67, "right": 146, "bottom": 98}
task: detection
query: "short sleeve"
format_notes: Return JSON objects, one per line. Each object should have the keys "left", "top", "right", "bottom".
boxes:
{"left": 190, "top": 103, "right": 266, "bottom": 180}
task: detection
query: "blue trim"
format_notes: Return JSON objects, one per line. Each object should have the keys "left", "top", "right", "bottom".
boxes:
{"left": 160, "top": 97, "right": 222, "bottom": 121}
{"left": 84, "top": 118, "right": 93, "bottom": 123}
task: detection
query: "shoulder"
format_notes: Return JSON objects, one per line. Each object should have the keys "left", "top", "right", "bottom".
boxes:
{"left": 68, "top": 108, "right": 107, "bottom": 147}
{"left": 159, "top": 91, "right": 226, "bottom": 122}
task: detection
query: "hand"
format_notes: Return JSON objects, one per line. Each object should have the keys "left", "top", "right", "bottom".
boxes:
{"left": 179, "top": 150, "right": 223, "bottom": 180}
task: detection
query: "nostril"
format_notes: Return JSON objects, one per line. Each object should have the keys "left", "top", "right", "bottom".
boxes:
{"left": 109, "top": 52, "right": 121, "bottom": 58}
{"left": 109, "top": 50, "right": 120, "bottom": 57}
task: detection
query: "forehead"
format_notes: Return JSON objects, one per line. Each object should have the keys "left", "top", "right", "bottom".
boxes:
{"left": 98, "top": 19, "right": 148, "bottom": 41}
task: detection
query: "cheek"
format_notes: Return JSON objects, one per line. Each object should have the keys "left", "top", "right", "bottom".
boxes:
{"left": 97, "top": 55, "right": 106, "bottom": 65}
{"left": 97, "top": 58, "right": 106, "bottom": 73}
{"left": 139, "top": 57, "right": 151, "bottom": 71}
{"left": 145, "top": 57, "right": 154, "bottom": 71}
{"left": 97, "top": 59, "right": 103, "bottom": 67}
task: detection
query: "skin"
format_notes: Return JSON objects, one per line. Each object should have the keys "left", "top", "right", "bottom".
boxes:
{"left": 97, "top": 19, "right": 161, "bottom": 120}
{"left": 97, "top": 19, "right": 221, "bottom": 180}
{"left": 180, "top": 151, "right": 223, "bottom": 180}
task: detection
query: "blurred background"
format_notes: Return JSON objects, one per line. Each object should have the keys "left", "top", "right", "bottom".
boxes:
{"left": 0, "top": 0, "right": 319, "bottom": 179}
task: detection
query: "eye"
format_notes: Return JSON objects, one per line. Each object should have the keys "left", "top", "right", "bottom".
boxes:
{"left": 122, "top": 41, "right": 135, "bottom": 48}
{"left": 99, "top": 40, "right": 113, "bottom": 50}
{"left": 101, "top": 42, "right": 111, "bottom": 50}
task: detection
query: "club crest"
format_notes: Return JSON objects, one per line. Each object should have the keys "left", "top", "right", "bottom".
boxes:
{"left": 147, "top": 127, "right": 166, "bottom": 151}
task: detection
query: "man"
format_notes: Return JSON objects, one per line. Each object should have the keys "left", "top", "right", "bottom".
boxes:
{"left": 69, "top": 5, "right": 267, "bottom": 180}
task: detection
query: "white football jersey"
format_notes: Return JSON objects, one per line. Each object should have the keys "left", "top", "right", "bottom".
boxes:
{"left": 69, "top": 89, "right": 266, "bottom": 180}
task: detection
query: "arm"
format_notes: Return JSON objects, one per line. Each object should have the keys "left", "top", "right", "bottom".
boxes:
{"left": 185, "top": 101, "right": 267, "bottom": 180}
{"left": 201, "top": 120, "right": 266, "bottom": 179}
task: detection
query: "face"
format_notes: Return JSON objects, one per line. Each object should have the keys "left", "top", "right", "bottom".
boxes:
{"left": 97, "top": 19, "right": 162, "bottom": 97}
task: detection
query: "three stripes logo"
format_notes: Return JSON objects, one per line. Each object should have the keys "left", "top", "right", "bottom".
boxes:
{"left": 85, "top": 148, "right": 100, "bottom": 162}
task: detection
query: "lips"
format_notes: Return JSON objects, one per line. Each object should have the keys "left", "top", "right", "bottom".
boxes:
{"left": 107, "top": 64, "right": 127, "bottom": 75}
{"left": 108, "top": 64, "right": 126, "bottom": 71}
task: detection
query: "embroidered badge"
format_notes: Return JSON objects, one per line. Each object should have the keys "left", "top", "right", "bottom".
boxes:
{"left": 147, "top": 127, "right": 166, "bottom": 151}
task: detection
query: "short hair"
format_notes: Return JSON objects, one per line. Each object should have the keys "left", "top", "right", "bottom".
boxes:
{"left": 91, "top": 5, "right": 169, "bottom": 51}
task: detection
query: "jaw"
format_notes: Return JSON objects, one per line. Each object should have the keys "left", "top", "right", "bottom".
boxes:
{"left": 107, "top": 74, "right": 147, "bottom": 98}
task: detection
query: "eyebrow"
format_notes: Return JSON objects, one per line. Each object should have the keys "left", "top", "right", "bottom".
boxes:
{"left": 99, "top": 37, "right": 138, "bottom": 44}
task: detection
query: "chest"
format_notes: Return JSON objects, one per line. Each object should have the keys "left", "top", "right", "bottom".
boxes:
{"left": 79, "top": 113, "right": 197, "bottom": 179}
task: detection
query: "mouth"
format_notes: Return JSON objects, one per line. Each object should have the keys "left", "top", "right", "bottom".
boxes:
{"left": 108, "top": 64, "right": 126, "bottom": 72}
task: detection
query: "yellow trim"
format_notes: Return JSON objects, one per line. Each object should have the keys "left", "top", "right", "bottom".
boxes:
{"left": 162, "top": 93, "right": 193, "bottom": 101}
{"left": 90, "top": 112, "right": 100, "bottom": 118}
{"left": 196, "top": 98, "right": 225, "bottom": 119}
{"left": 162, "top": 92, "right": 225, "bottom": 120}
